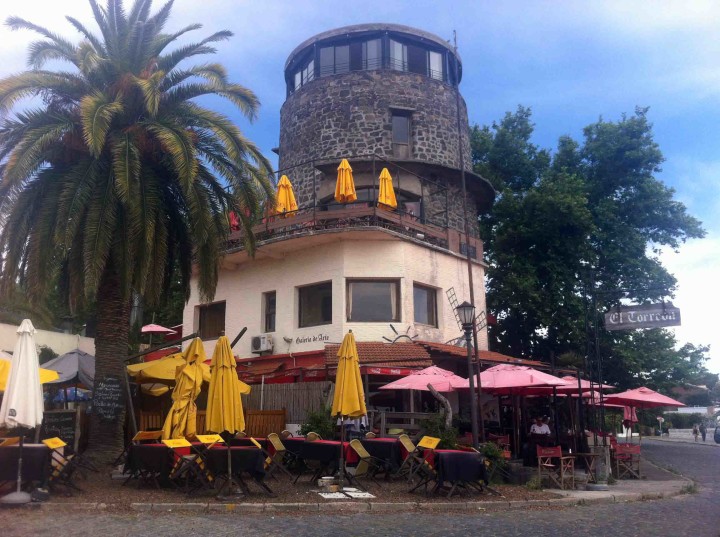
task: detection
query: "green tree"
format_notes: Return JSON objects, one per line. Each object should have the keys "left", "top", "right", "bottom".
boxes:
{"left": 473, "top": 107, "right": 709, "bottom": 388}
{"left": 0, "top": 0, "right": 274, "bottom": 462}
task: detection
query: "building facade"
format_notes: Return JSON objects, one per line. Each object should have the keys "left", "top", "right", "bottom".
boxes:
{"left": 182, "top": 24, "right": 495, "bottom": 375}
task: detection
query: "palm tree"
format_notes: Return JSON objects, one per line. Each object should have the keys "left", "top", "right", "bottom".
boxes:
{"left": 0, "top": 0, "right": 274, "bottom": 462}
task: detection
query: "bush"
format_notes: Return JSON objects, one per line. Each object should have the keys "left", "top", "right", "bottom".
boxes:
{"left": 419, "top": 413, "right": 458, "bottom": 449}
{"left": 664, "top": 413, "right": 705, "bottom": 429}
{"left": 299, "top": 407, "right": 336, "bottom": 440}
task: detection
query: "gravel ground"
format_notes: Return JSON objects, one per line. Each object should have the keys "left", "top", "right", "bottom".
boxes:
{"left": 0, "top": 465, "right": 559, "bottom": 509}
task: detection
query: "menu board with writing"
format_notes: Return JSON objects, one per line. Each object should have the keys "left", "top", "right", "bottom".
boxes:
{"left": 41, "top": 409, "right": 79, "bottom": 452}
{"left": 92, "top": 375, "right": 125, "bottom": 422}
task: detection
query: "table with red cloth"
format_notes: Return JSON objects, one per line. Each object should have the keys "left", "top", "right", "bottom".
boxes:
{"left": 415, "top": 449, "right": 488, "bottom": 497}
{"left": 0, "top": 444, "right": 51, "bottom": 485}
{"left": 125, "top": 443, "right": 174, "bottom": 486}
{"left": 204, "top": 446, "right": 267, "bottom": 482}
{"left": 230, "top": 437, "right": 268, "bottom": 449}
{"left": 280, "top": 437, "right": 306, "bottom": 456}
{"left": 360, "top": 438, "right": 405, "bottom": 470}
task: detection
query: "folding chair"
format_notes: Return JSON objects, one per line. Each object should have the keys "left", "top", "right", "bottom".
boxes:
{"left": 164, "top": 438, "right": 207, "bottom": 492}
{"left": 395, "top": 434, "right": 418, "bottom": 480}
{"left": 0, "top": 437, "right": 20, "bottom": 447}
{"left": 43, "top": 437, "right": 83, "bottom": 494}
{"left": 345, "top": 439, "right": 384, "bottom": 488}
{"left": 408, "top": 436, "right": 441, "bottom": 493}
{"left": 179, "top": 434, "right": 223, "bottom": 495}
{"left": 536, "top": 445, "right": 574, "bottom": 490}
{"left": 265, "top": 433, "right": 295, "bottom": 480}
{"left": 614, "top": 444, "right": 641, "bottom": 479}
{"left": 280, "top": 430, "right": 293, "bottom": 439}
{"left": 364, "top": 431, "right": 377, "bottom": 439}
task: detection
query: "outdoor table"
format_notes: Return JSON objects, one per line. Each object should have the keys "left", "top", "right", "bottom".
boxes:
{"left": 359, "top": 438, "right": 404, "bottom": 472}
{"left": 230, "top": 437, "right": 267, "bottom": 449}
{"left": 413, "top": 449, "right": 488, "bottom": 498}
{"left": 205, "top": 446, "right": 272, "bottom": 495}
{"left": 0, "top": 444, "right": 51, "bottom": 485}
{"left": 125, "top": 443, "right": 173, "bottom": 487}
{"left": 281, "top": 437, "right": 306, "bottom": 456}
{"left": 294, "top": 440, "right": 350, "bottom": 483}
{"left": 575, "top": 452, "right": 601, "bottom": 483}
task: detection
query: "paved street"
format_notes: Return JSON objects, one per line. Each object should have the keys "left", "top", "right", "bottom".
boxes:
{"left": 2, "top": 441, "right": 718, "bottom": 537}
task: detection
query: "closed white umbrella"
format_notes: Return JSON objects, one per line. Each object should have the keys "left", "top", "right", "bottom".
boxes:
{"left": 0, "top": 319, "right": 44, "bottom": 504}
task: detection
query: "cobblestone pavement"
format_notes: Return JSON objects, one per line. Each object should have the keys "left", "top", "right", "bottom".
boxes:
{"left": 2, "top": 441, "right": 718, "bottom": 537}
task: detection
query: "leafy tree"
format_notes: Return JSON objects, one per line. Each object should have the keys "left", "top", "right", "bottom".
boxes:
{"left": 473, "top": 106, "right": 709, "bottom": 389}
{"left": 0, "top": 0, "right": 273, "bottom": 462}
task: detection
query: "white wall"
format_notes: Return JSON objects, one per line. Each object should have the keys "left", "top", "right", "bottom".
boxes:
{"left": 0, "top": 322, "right": 95, "bottom": 357}
{"left": 183, "top": 233, "right": 488, "bottom": 357}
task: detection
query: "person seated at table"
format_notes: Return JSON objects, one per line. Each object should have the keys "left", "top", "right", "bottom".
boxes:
{"left": 523, "top": 416, "right": 552, "bottom": 466}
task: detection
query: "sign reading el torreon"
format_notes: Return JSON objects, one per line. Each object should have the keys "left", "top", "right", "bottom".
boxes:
{"left": 604, "top": 302, "right": 681, "bottom": 331}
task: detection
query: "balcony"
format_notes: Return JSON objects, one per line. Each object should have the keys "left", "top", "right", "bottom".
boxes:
{"left": 226, "top": 202, "right": 483, "bottom": 262}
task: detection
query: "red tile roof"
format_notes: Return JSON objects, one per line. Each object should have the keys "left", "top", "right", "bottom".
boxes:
{"left": 325, "top": 342, "right": 431, "bottom": 367}
{"left": 416, "top": 341, "right": 544, "bottom": 367}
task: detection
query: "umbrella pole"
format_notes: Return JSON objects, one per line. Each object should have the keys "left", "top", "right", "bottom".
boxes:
{"left": 1, "top": 428, "right": 31, "bottom": 504}
{"left": 338, "top": 416, "right": 344, "bottom": 491}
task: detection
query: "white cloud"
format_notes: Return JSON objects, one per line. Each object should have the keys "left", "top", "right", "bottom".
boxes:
{"left": 660, "top": 235, "right": 720, "bottom": 373}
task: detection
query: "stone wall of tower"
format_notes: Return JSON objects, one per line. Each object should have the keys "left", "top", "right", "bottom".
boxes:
{"left": 278, "top": 69, "right": 480, "bottom": 235}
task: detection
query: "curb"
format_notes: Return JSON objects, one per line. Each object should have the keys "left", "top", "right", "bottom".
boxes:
{"left": 18, "top": 483, "right": 690, "bottom": 515}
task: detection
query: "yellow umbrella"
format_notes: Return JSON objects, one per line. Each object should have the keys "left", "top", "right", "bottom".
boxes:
{"left": 161, "top": 338, "right": 206, "bottom": 440}
{"left": 276, "top": 175, "right": 298, "bottom": 217}
{"left": 377, "top": 167, "right": 397, "bottom": 210}
{"left": 206, "top": 335, "right": 247, "bottom": 435}
{"left": 331, "top": 330, "right": 366, "bottom": 490}
{"left": 0, "top": 358, "right": 59, "bottom": 391}
{"left": 127, "top": 352, "right": 212, "bottom": 385}
{"left": 332, "top": 330, "right": 366, "bottom": 418}
{"left": 334, "top": 159, "right": 357, "bottom": 203}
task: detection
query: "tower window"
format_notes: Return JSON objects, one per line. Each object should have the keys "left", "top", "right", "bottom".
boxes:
{"left": 429, "top": 51, "right": 443, "bottom": 81}
{"left": 362, "top": 39, "right": 382, "bottom": 70}
{"left": 389, "top": 40, "right": 407, "bottom": 71}
{"left": 319, "top": 45, "right": 350, "bottom": 76}
{"left": 392, "top": 114, "right": 410, "bottom": 144}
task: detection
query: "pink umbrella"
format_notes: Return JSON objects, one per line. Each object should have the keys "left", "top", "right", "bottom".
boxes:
{"left": 603, "top": 387, "right": 685, "bottom": 409}
{"left": 141, "top": 323, "right": 177, "bottom": 334}
{"left": 379, "top": 366, "right": 467, "bottom": 393}
{"left": 471, "top": 364, "right": 566, "bottom": 395}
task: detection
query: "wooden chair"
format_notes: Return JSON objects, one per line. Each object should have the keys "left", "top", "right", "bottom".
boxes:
{"left": 280, "top": 430, "right": 293, "bottom": 439}
{"left": 346, "top": 439, "right": 384, "bottom": 488}
{"left": 265, "top": 433, "right": 294, "bottom": 480}
{"left": 614, "top": 444, "right": 641, "bottom": 479}
{"left": 305, "top": 431, "right": 322, "bottom": 441}
{"left": 536, "top": 445, "right": 574, "bottom": 490}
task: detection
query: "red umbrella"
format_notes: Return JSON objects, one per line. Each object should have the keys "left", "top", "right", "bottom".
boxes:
{"left": 603, "top": 387, "right": 685, "bottom": 409}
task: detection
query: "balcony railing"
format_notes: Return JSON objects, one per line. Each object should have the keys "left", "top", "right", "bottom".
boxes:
{"left": 227, "top": 201, "right": 482, "bottom": 261}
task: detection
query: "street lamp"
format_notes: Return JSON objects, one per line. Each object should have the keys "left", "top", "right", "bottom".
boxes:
{"left": 456, "top": 301, "right": 479, "bottom": 449}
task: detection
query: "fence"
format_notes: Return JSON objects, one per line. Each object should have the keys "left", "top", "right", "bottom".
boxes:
{"left": 243, "top": 382, "right": 334, "bottom": 424}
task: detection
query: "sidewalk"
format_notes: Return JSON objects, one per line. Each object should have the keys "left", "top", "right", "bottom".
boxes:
{"left": 20, "top": 457, "right": 692, "bottom": 514}
{"left": 643, "top": 435, "right": 719, "bottom": 447}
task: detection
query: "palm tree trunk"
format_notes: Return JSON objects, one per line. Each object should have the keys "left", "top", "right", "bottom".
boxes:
{"left": 86, "top": 264, "right": 130, "bottom": 465}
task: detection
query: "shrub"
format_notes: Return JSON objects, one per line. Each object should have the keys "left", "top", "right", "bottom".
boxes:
{"left": 299, "top": 407, "right": 336, "bottom": 439}
{"left": 419, "top": 413, "right": 458, "bottom": 448}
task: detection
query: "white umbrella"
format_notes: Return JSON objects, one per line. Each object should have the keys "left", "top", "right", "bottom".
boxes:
{"left": 0, "top": 319, "right": 44, "bottom": 504}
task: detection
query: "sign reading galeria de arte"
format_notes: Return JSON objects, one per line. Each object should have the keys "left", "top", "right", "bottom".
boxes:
{"left": 604, "top": 302, "right": 681, "bottom": 331}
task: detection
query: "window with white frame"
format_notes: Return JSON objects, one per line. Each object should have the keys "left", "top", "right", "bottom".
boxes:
{"left": 347, "top": 279, "right": 400, "bottom": 322}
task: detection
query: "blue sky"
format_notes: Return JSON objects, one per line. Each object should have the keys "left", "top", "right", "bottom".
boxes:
{"left": 1, "top": 1, "right": 718, "bottom": 372}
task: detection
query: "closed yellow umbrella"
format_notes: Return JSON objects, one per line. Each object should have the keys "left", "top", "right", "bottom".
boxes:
{"left": 332, "top": 330, "right": 366, "bottom": 490}
{"left": 276, "top": 175, "right": 298, "bottom": 217}
{"left": 334, "top": 159, "right": 357, "bottom": 203}
{"left": 161, "top": 338, "right": 206, "bottom": 440}
{"left": 206, "top": 335, "right": 246, "bottom": 435}
{"left": 127, "top": 352, "right": 212, "bottom": 385}
{"left": 377, "top": 167, "right": 397, "bottom": 210}
{"left": 0, "top": 358, "right": 59, "bottom": 391}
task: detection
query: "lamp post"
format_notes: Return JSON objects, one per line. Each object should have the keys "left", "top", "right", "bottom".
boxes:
{"left": 457, "top": 301, "right": 479, "bottom": 449}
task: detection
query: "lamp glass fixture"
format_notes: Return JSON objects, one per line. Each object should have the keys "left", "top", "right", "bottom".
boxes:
{"left": 456, "top": 301, "right": 475, "bottom": 327}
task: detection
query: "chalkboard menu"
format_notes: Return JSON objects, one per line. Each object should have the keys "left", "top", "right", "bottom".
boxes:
{"left": 41, "top": 409, "right": 79, "bottom": 452}
{"left": 93, "top": 375, "right": 125, "bottom": 422}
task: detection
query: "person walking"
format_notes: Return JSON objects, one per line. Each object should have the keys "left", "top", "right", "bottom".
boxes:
{"left": 692, "top": 424, "right": 699, "bottom": 442}
{"left": 699, "top": 422, "right": 707, "bottom": 442}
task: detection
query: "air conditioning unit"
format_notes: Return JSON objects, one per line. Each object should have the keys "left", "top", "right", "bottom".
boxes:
{"left": 251, "top": 334, "right": 274, "bottom": 353}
